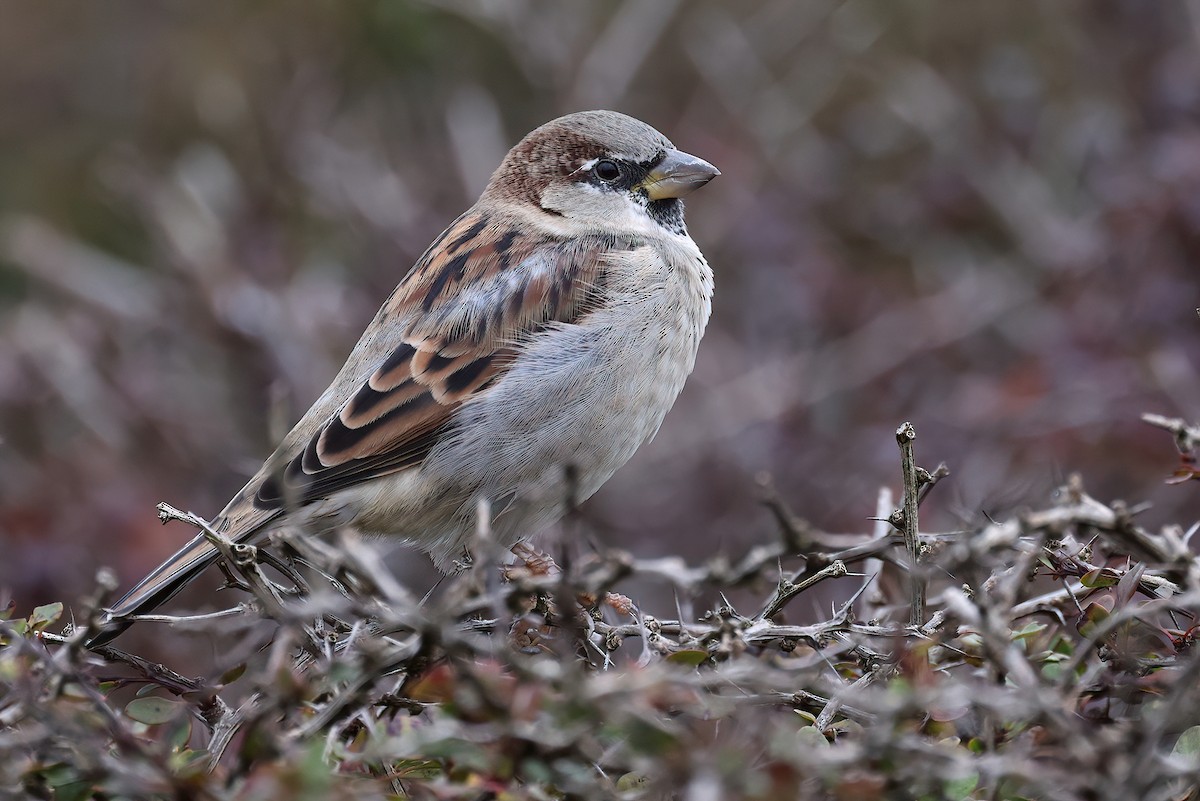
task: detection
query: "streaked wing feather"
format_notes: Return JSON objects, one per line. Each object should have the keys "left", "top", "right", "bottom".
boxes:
{"left": 252, "top": 212, "right": 616, "bottom": 510}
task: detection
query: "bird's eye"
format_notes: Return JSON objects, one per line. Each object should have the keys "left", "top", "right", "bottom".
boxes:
{"left": 593, "top": 159, "right": 621, "bottom": 182}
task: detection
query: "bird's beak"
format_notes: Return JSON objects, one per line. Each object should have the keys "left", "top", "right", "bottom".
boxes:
{"left": 641, "top": 148, "right": 720, "bottom": 200}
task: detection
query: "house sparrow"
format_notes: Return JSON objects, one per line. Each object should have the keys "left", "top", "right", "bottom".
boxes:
{"left": 90, "top": 110, "right": 717, "bottom": 645}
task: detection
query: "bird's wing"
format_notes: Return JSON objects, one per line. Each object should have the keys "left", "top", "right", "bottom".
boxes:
{"left": 95, "top": 211, "right": 623, "bottom": 637}
{"left": 253, "top": 215, "right": 617, "bottom": 508}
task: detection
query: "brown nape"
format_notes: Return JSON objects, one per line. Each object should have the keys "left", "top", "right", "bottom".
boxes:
{"left": 487, "top": 130, "right": 593, "bottom": 207}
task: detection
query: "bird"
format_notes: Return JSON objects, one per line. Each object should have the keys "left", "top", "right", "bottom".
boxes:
{"left": 89, "top": 110, "right": 718, "bottom": 646}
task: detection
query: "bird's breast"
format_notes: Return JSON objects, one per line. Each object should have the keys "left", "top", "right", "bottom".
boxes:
{"left": 426, "top": 238, "right": 711, "bottom": 512}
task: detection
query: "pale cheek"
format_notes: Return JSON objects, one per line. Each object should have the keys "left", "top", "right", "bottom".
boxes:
{"left": 540, "top": 185, "right": 665, "bottom": 237}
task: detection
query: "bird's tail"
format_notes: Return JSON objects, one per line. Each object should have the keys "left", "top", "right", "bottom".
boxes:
{"left": 86, "top": 530, "right": 221, "bottom": 648}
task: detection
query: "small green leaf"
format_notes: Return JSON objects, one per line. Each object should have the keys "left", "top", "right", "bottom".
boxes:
{"left": 41, "top": 765, "right": 72, "bottom": 783}
{"left": 1172, "top": 725, "right": 1200, "bottom": 762}
{"left": 1011, "top": 622, "right": 1047, "bottom": 642}
{"left": 943, "top": 772, "right": 979, "bottom": 800}
{"left": 1048, "top": 633, "right": 1075, "bottom": 656}
{"left": 0, "top": 654, "right": 20, "bottom": 682}
{"left": 617, "top": 772, "right": 650, "bottom": 791}
{"left": 219, "top": 663, "right": 247, "bottom": 685}
{"left": 666, "top": 649, "right": 708, "bottom": 667}
{"left": 616, "top": 719, "right": 678, "bottom": 756}
{"left": 51, "top": 779, "right": 93, "bottom": 801}
{"left": 28, "top": 602, "right": 63, "bottom": 630}
{"left": 796, "top": 725, "right": 830, "bottom": 749}
{"left": 125, "top": 696, "right": 180, "bottom": 725}
{"left": 1077, "top": 603, "right": 1110, "bottom": 637}
{"left": 44, "top": 765, "right": 93, "bottom": 801}
{"left": 170, "top": 749, "right": 211, "bottom": 777}
{"left": 830, "top": 718, "right": 864, "bottom": 738}
{"left": 1080, "top": 569, "right": 1117, "bottom": 589}
{"left": 166, "top": 716, "right": 193, "bottom": 750}
{"left": 793, "top": 709, "right": 817, "bottom": 724}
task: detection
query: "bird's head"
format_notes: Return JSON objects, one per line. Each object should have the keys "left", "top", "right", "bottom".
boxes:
{"left": 484, "top": 110, "right": 719, "bottom": 236}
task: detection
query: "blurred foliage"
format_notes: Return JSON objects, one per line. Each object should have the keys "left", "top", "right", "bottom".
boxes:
{"left": 0, "top": 0, "right": 1198, "bottom": 680}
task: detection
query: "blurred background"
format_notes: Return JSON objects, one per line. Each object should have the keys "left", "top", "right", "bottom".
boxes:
{"left": 2, "top": 1, "right": 1198, "bottom": 641}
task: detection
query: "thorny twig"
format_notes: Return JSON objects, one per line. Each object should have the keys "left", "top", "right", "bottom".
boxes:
{"left": 7, "top": 459, "right": 1200, "bottom": 800}
{"left": 896, "top": 421, "right": 925, "bottom": 626}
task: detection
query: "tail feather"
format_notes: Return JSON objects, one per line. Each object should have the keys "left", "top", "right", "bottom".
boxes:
{"left": 86, "top": 531, "right": 221, "bottom": 648}
{"left": 86, "top": 494, "right": 281, "bottom": 648}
